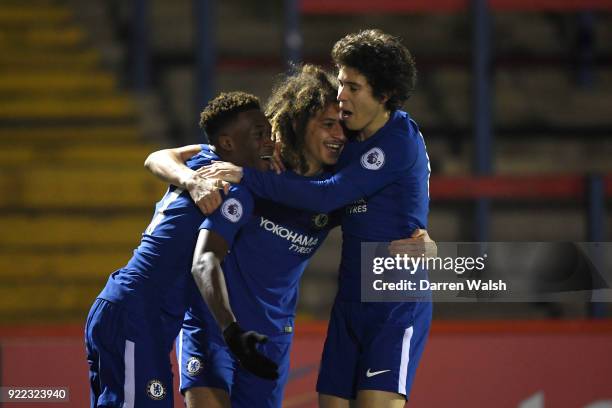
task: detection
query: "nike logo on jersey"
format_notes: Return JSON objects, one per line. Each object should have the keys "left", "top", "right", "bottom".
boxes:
{"left": 366, "top": 369, "right": 391, "bottom": 378}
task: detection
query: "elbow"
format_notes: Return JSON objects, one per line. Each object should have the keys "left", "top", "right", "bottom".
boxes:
{"left": 143, "top": 152, "right": 155, "bottom": 170}
{"left": 144, "top": 149, "right": 174, "bottom": 171}
{"left": 144, "top": 150, "right": 164, "bottom": 171}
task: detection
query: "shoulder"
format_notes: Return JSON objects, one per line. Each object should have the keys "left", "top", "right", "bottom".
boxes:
{"left": 226, "top": 184, "right": 253, "bottom": 201}
{"left": 217, "top": 185, "right": 253, "bottom": 224}
{"left": 384, "top": 110, "right": 419, "bottom": 137}
{"left": 367, "top": 112, "right": 422, "bottom": 170}
{"left": 380, "top": 112, "right": 422, "bottom": 150}
{"left": 186, "top": 145, "right": 219, "bottom": 170}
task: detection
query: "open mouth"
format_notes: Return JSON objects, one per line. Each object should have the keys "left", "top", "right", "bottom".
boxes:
{"left": 340, "top": 109, "right": 353, "bottom": 120}
{"left": 324, "top": 142, "right": 343, "bottom": 153}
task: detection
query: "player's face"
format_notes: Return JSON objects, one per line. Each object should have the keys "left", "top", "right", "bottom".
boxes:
{"left": 231, "top": 109, "right": 274, "bottom": 171}
{"left": 303, "top": 103, "right": 346, "bottom": 175}
{"left": 337, "top": 65, "right": 389, "bottom": 139}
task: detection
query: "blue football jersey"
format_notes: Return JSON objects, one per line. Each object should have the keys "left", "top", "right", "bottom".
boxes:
{"left": 98, "top": 145, "right": 220, "bottom": 324}
{"left": 192, "top": 170, "right": 338, "bottom": 338}
{"left": 241, "top": 110, "right": 431, "bottom": 300}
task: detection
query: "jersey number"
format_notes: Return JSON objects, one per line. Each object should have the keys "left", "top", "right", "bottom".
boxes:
{"left": 144, "top": 188, "right": 184, "bottom": 235}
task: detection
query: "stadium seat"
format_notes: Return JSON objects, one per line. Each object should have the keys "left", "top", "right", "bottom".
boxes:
{"left": 0, "top": 0, "right": 164, "bottom": 323}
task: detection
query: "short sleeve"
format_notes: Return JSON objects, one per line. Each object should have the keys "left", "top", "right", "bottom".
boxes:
{"left": 200, "top": 185, "right": 254, "bottom": 247}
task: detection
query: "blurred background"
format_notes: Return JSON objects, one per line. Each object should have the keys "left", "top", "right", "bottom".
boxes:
{"left": 0, "top": 0, "right": 611, "bottom": 406}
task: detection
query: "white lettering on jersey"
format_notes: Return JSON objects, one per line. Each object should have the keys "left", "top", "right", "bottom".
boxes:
{"left": 259, "top": 217, "right": 319, "bottom": 253}
{"left": 346, "top": 198, "right": 368, "bottom": 215}
{"left": 145, "top": 188, "right": 184, "bottom": 235}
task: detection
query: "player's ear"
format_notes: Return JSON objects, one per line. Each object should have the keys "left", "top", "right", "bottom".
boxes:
{"left": 217, "top": 133, "right": 234, "bottom": 152}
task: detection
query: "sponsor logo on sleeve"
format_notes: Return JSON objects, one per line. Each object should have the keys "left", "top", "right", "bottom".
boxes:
{"left": 360, "top": 147, "right": 385, "bottom": 170}
{"left": 221, "top": 198, "right": 243, "bottom": 223}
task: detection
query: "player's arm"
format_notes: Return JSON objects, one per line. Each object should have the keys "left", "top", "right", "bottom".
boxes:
{"left": 144, "top": 144, "right": 229, "bottom": 214}
{"left": 192, "top": 188, "right": 278, "bottom": 380}
{"left": 144, "top": 144, "right": 202, "bottom": 187}
{"left": 204, "top": 130, "right": 420, "bottom": 213}
{"left": 191, "top": 229, "right": 234, "bottom": 329}
{"left": 245, "top": 131, "right": 423, "bottom": 212}
{"left": 201, "top": 122, "right": 426, "bottom": 213}
{"left": 190, "top": 230, "right": 277, "bottom": 380}
{"left": 241, "top": 167, "right": 366, "bottom": 213}
{"left": 200, "top": 161, "right": 380, "bottom": 213}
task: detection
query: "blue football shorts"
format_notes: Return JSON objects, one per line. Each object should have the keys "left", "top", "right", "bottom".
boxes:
{"left": 316, "top": 299, "right": 432, "bottom": 400}
{"left": 176, "top": 307, "right": 292, "bottom": 408}
{"left": 85, "top": 298, "right": 174, "bottom": 408}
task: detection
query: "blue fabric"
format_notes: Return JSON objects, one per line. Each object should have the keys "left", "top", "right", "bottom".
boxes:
{"left": 88, "top": 146, "right": 221, "bottom": 407}
{"left": 200, "top": 171, "right": 337, "bottom": 337}
{"left": 241, "top": 111, "right": 431, "bottom": 300}
{"left": 177, "top": 308, "right": 292, "bottom": 408}
{"left": 316, "top": 299, "right": 432, "bottom": 400}
{"left": 85, "top": 298, "right": 174, "bottom": 407}
{"left": 179, "top": 170, "right": 337, "bottom": 405}
{"left": 98, "top": 145, "right": 220, "bottom": 321}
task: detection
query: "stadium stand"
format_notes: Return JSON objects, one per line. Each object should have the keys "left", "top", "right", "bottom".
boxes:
{"left": 0, "top": 2, "right": 611, "bottom": 407}
{"left": 0, "top": 0, "right": 165, "bottom": 323}
{"left": 1, "top": 0, "right": 611, "bottom": 322}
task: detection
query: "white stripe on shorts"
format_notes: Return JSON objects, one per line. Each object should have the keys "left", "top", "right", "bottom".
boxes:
{"left": 398, "top": 326, "right": 414, "bottom": 396}
{"left": 178, "top": 329, "right": 184, "bottom": 390}
{"left": 123, "top": 340, "right": 135, "bottom": 408}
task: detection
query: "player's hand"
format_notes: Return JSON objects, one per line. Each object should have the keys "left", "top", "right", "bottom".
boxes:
{"left": 223, "top": 322, "right": 279, "bottom": 380}
{"left": 184, "top": 172, "right": 230, "bottom": 215}
{"left": 388, "top": 229, "right": 438, "bottom": 258}
{"left": 198, "top": 161, "right": 244, "bottom": 184}
{"left": 269, "top": 140, "right": 285, "bottom": 174}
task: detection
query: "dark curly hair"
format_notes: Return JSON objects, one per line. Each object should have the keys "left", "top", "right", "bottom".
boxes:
{"left": 265, "top": 64, "right": 338, "bottom": 174}
{"left": 332, "top": 29, "right": 417, "bottom": 111}
{"left": 199, "top": 91, "right": 261, "bottom": 145}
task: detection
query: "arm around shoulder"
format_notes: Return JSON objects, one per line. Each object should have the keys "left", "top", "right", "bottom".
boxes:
{"left": 145, "top": 144, "right": 229, "bottom": 214}
{"left": 144, "top": 144, "right": 203, "bottom": 189}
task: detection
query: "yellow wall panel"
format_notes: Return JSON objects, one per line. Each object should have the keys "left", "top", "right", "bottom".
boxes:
{"left": 0, "top": 215, "right": 150, "bottom": 247}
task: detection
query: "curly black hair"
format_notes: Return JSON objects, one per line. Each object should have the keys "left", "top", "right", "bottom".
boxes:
{"left": 332, "top": 29, "right": 417, "bottom": 111}
{"left": 266, "top": 64, "right": 338, "bottom": 174}
{"left": 199, "top": 91, "right": 261, "bottom": 145}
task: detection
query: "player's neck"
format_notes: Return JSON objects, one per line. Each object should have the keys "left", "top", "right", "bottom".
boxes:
{"left": 209, "top": 144, "right": 225, "bottom": 160}
{"left": 358, "top": 109, "right": 390, "bottom": 141}
{"left": 301, "top": 161, "right": 323, "bottom": 177}
{"left": 213, "top": 147, "right": 238, "bottom": 165}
